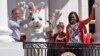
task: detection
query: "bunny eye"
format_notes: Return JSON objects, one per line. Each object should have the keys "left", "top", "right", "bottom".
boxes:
{"left": 32, "top": 18, "right": 35, "bottom": 21}
{"left": 39, "top": 17, "right": 42, "bottom": 21}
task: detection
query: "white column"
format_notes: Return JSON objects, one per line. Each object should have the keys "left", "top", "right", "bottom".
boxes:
{"left": 0, "top": 1, "right": 24, "bottom": 56}
{"left": 0, "top": 0, "right": 14, "bottom": 42}
{"left": 93, "top": 0, "right": 100, "bottom": 43}
{"left": 78, "top": 0, "right": 89, "bottom": 32}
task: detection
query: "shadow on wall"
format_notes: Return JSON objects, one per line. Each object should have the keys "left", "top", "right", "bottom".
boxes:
{"left": 7, "top": 0, "right": 48, "bottom": 17}
{"left": 48, "top": 0, "right": 69, "bottom": 16}
{"left": 7, "top": 0, "right": 69, "bottom": 18}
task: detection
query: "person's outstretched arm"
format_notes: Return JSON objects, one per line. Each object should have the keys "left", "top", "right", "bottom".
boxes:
{"left": 80, "top": 3, "right": 98, "bottom": 25}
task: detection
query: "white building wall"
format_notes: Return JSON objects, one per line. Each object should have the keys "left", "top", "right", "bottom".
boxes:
{"left": 78, "top": 0, "right": 89, "bottom": 33}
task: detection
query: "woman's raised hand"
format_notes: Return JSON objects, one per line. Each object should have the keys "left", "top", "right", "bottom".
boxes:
{"left": 93, "top": 3, "right": 99, "bottom": 8}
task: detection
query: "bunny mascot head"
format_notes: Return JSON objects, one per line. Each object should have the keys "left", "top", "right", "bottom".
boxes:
{"left": 28, "top": 2, "right": 45, "bottom": 32}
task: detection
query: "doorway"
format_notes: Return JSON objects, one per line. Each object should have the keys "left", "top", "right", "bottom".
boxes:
{"left": 88, "top": 0, "right": 95, "bottom": 34}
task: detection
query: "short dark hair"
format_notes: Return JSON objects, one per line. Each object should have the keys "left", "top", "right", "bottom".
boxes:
{"left": 56, "top": 22, "right": 64, "bottom": 29}
{"left": 11, "top": 8, "right": 19, "bottom": 14}
{"left": 68, "top": 11, "right": 80, "bottom": 24}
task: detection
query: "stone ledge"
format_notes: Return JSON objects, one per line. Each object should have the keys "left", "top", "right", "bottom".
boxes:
{"left": 0, "top": 42, "right": 23, "bottom": 49}
{"left": 0, "top": 49, "right": 24, "bottom": 56}
{"left": 0, "top": 42, "right": 24, "bottom": 56}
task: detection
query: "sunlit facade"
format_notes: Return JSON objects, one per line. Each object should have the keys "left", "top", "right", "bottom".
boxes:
{"left": 0, "top": 0, "right": 100, "bottom": 56}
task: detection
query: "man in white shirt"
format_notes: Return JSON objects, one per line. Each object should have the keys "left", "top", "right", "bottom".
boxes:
{"left": 8, "top": 8, "right": 30, "bottom": 41}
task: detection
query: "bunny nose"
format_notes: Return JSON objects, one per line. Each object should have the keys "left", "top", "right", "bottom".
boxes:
{"left": 36, "top": 21, "right": 39, "bottom": 23}
{"left": 35, "top": 21, "right": 39, "bottom": 24}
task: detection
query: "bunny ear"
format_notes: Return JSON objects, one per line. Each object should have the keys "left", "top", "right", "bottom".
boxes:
{"left": 28, "top": 2, "right": 35, "bottom": 13}
{"left": 36, "top": 1, "right": 44, "bottom": 13}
